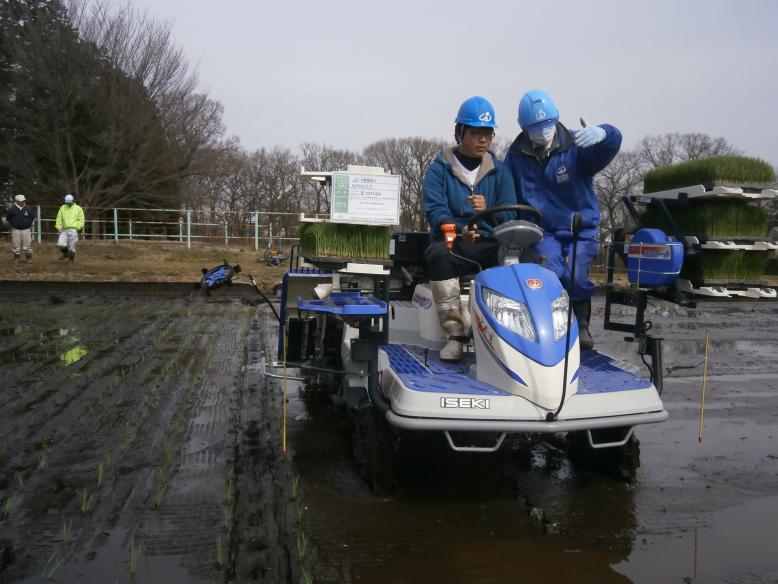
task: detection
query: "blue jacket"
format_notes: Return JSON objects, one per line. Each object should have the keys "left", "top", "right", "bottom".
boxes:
{"left": 423, "top": 148, "right": 517, "bottom": 239}
{"left": 504, "top": 123, "right": 621, "bottom": 233}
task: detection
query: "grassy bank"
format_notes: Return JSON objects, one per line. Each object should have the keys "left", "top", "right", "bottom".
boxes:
{"left": 0, "top": 239, "right": 286, "bottom": 291}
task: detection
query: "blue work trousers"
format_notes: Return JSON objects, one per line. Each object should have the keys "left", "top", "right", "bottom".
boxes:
{"left": 533, "top": 230, "right": 599, "bottom": 302}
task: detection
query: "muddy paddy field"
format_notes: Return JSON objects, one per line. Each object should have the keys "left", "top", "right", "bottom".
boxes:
{"left": 1, "top": 281, "right": 778, "bottom": 583}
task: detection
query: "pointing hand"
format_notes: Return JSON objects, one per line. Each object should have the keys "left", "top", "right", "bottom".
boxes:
{"left": 575, "top": 118, "right": 606, "bottom": 148}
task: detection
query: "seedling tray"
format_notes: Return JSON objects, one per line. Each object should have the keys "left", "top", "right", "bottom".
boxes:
{"left": 297, "top": 292, "right": 387, "bottom": 317}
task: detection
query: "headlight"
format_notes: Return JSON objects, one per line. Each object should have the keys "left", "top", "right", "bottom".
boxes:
{"left": 482, "top": 288, "right": 536, "bottom": 342}
{"left": 551, "top": 290, "right": 570, "bottom": 341}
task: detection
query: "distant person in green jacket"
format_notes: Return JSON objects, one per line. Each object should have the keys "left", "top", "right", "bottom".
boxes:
{"left": 55, "top": 194, "right": 85, "bottom": 262}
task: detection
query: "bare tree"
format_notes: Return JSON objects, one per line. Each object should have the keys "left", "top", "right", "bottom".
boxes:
{"left": 635, "top": 132, "right": 741, "bottom": 170}
{"left": 244, "top": 146, "right": 304, "bottom": 218}
{"left": 363, "top": 137, "right": 445, "bottom": 230}
{"left": 0, "top": 0, "right": 223, "bottom": 210}
{"left": 594, "top": 151, "right": 644, "bottom": 241}
{"left": 298, "top": 143, "right": 358, "bottom": 215}
{"left": 72, "top": 1, "right": 224, "bottom": 204}
{"left": 490, "top": 135, "right": 513, "bottom": 161}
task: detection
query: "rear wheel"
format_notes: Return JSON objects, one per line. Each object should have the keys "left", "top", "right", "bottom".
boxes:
{"left": 567, "top": 430, "right": 641, "bottom": 482}
{"left": 351, "top": 407, "right": 398, "bottom": 495}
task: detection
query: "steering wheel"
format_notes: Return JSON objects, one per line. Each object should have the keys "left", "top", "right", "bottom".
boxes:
{"left": 466, "top": 204, "right": 543, "bottom": 230}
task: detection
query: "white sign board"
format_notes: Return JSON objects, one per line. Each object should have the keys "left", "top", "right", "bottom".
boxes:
{"left": 330, "top": 172, "right": 401, "bottom": 225}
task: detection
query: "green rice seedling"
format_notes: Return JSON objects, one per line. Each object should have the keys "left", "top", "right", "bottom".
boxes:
{"left": 122, "top": 430, "right": 136, "bottom": 451}
{"left": 215, "top": 535, "right": 223, "bottom": 568}
{"left": 296, "top": 501, "right": 305, "bottom": 524}
{"left": 160, "top": 438, "right": 175, "bottom": 467}
{"left": 80, "top": 489, "right": 92, "bottom": 514}
{"left": 640, "top": 200, "right": 769, "bottom": 237}
{"left": 15, "top": 472, "right": 24, "bottom": 490}
{"left": 37, "top": 454, "right": 48, "bottom": 471}
{"left": 174, "top": 412, "right": 185, "bottom": 434}
{"left": 62, "top": 516, "right": 73, "bottom": 541}
{"left": 42, "top": 551, "right": 64, "bottom": 580}
{"left": 289, "top": 471, "right": 300, "bottom": 500}
{"left": 299, "top": 223, "right": 391, "bottom": 260}
{"left": 296, "top": 530, "right": 307, "bottom": 561}
{"left": 644, "top": 155, "right": 775, "bottom": 193}
{"left": 2, "top": 496, "right": 13, "bottom": 518}
{"left": 129, "top": 538, "right": 142, "bottom": 575}
{"left": 153, "top": 467, "right": 169, "bottom": 510}
{"left": 302, "top": 566, "right": 314, "bottom": 584}
{"left": 681, "top": 250, "right": 769, "bottom": 282}
{"left": 97, "top": 463, "right": 104, "bottom": 488}
{"left": 223, "top": 505, "right": 233, "bottom": 530}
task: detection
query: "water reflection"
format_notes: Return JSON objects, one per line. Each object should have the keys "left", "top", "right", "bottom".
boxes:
{"left": 614, "top": 494, "right": 778, "bottom": 583}
{"left": 290, "top": 386, "right": 638, "bottom": 583}
{"left": 59, "top": 345, "right": 88, "bottom": 366}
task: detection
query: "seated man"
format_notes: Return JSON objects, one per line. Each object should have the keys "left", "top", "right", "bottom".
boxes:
{"left": 423, "top": 96, "right": 517, "bottom": 361}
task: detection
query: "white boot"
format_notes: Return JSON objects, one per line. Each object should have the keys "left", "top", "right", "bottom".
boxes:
{"left": 431, "top": 278, "right": 464, "bottom": 362}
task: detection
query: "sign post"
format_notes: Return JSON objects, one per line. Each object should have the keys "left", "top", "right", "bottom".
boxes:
{"left": 330, "top": 172, "right": 401, "bottom": 226}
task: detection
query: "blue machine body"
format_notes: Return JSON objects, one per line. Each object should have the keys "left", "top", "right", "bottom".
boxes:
{"left": 626, "top": 228, "right": 683, "bottom": 288}
{"left": 472, "top": 262, "right": 578, "bottom": 368}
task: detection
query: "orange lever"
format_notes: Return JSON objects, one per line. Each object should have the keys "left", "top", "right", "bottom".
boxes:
{"left": 441, "top": 223, "right": 457, "bottom": 249}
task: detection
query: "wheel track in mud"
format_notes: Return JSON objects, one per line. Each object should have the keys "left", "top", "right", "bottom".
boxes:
{"left": 227, "top": 311, "right": 294, "bottom": 582}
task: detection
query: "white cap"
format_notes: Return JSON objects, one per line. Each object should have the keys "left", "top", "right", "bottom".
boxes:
{"left": 15, "top": 195, "right": 26, "bottom": 202}
{"left": 64, "top": 194, "right": 74, "bottom": 204}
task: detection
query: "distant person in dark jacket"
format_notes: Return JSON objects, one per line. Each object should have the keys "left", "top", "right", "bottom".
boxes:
{"left": 422, "top": 96, "right": 517, "bottom": 361}
{"left": 504, "top": 89, "right": 622, "bottom": 350}
{"left": 6, "top": 194, "right": 35, "bottom": 264}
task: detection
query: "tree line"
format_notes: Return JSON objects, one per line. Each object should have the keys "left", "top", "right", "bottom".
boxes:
{"left": 2, "top": 0, "right": 775, "bottom": 239}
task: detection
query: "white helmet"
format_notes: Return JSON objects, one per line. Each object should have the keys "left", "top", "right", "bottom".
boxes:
{"left": 64, "top": 194, "right": 74, "bottom": 204}
{"left": 15, "top": 194, "right": 26, "bottom": 202}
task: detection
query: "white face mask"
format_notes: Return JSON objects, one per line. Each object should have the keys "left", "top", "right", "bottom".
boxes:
{"left": 528, "top": 124, "right": 556, "bottom": 148}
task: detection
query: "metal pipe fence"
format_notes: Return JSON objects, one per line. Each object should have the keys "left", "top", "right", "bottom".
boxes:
{"left": 11, "top": 206, "right": 319, "bottom": 250}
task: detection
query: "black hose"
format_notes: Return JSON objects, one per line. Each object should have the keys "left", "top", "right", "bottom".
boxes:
{"left": 247, "top": 275, "right": 281, "bottom": 323}
{"left": 548, "top": 214, "right": 581, "bottom": 422}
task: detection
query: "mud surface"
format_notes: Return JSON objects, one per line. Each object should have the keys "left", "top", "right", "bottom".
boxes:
{"left": 1, "top": 284, "right": 778, "bottom": 583}
{"left": 0, "top": 283, "right": 294, "bottom": 583}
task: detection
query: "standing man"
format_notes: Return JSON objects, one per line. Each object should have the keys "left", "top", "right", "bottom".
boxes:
{"left": 504, "top": 90, "right": 621, "bottom": 350}
{"left": 6, "top": 194, "right": 35, "bottom": 264}
{"left": 423, "top": 96, "right": 517, "bottom": 361}
{"left": 55, "top": 194, "right": 85, "bottom": 262}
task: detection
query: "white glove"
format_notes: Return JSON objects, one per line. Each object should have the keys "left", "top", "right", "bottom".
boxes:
{"left": 575, "top": 119, "right": 606, "bottom": 148}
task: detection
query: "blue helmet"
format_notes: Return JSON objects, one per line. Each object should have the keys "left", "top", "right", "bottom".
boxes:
{"left": 64, "top": 194, "right": 74, "bottom": 204}
{"left": 518, "top": 89, "right": 559, "bottom": 129}
{"left": 455, "top": 96, "right": 497, "bottom": 128}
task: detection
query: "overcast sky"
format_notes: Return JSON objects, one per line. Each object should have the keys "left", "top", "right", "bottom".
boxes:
{"left": 132, "top": 0, "right": 778, "bottom": 167}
